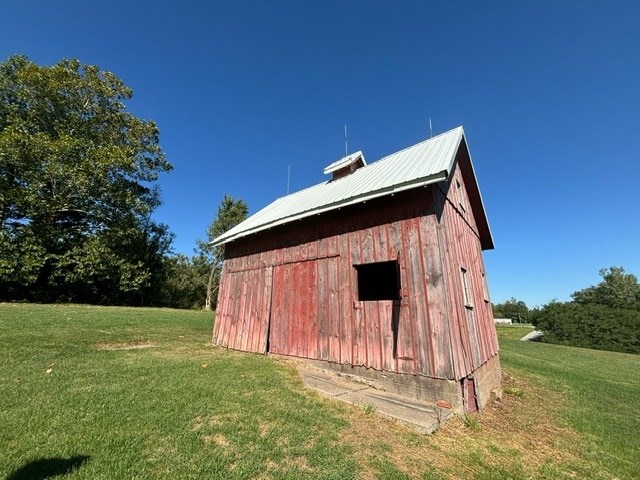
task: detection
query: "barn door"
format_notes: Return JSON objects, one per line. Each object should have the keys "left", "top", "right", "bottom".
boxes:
{"left": 267, "top": 258, "right": 338, "bottom": 360}
{"left": 269, "top": 261, "right": 318, "bottom": 357}
{"left": 214, "top": 266, "right": 273, "bottom": 354}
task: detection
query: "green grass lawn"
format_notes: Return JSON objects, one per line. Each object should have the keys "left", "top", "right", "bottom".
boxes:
{"left": 1, "top": 305, "right": 638, "bottom": 479}
{"left": 494, "top": 324, "right": 535, "bottom": 340}
{"left": 497, "top": 326, "right": 640, "bottom": 479}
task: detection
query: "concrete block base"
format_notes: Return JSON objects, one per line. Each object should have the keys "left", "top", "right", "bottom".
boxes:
{"left": 302, "top": 354, "right": 501, "bottom": 414}
{"left": 472, "top": 354, "right": 502, "bottom": 409}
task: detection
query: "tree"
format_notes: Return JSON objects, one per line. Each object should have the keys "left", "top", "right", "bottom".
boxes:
{"left": 197, "top": 195, "right": 248, "bottom": 310}
{"left": 0, "top": 55, "right": 173, "bottom": 304}
{"left": 157, "top": 254, "right": 209, "bottom": 309}
{"left": 529, "top": 266, "right": 640, "bottom": 354}
{"left": 530, "top": 301, "right": 640, "bottom": 354}
{"left": 492, "top": 297, "right": 529, "bottom": 323}
{"left": 571, "top": 266, "right": 640, "bottom": 310}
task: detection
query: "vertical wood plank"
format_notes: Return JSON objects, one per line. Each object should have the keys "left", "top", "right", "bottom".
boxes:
{"left": 408, "top": 217, "right": 434, "bottom": 377}
{"left": 328, "top": 256, "right": 341, "bottom": 363}
{"left": 350, "top": 230, "right": 365, "bottom": 366}
{"left": 256, "top": 266, "right": 273, "bottom": 353}
{"left": 389, "top": 220, "right": 415, "bottom": 374}
{"left": 359, "top": 228, "right": 378, "bottom": 369}
{"left": 269, "top": 265, "right": 283, "bottom": 354}
{"left": 401, "top": 218, "right": 423, "bottom": 375}
{"left": 317, "top": 257, "right": 330, "bottom": 360}
{"left": 420, "top": 214, "right": 454, "bottom": 379}
{"left": 309, "top": 259, "right": 319, "bottom": 359}
{"left": 440, "top": 191, "right": 470, "bottom": 378}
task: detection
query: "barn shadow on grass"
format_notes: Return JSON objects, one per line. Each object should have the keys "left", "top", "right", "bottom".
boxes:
{"left": 7, "top": 455, "right": 90, "bottom": 480}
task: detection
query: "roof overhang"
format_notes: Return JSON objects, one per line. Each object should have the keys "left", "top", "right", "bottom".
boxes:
{"left": 211, "top": 170, "right": 448, "bottom": 247}
{"left": 455, "top": 137, "right": 494, "bottom": 250}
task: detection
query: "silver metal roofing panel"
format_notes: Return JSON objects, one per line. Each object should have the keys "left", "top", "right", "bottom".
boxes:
{"left": 213, "top": 126, "right": 465, "bottom": 246}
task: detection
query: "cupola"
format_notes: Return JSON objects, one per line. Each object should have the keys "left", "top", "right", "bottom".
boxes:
{"left": 323, "top": 151, "right": 366, "bottom": 180}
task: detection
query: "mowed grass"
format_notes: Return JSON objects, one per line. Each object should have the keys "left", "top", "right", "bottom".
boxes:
{"left": 496, "top": 326, "right": 640, "bottom": 479}
{"left": 0, "top": 305, "right": 638, "bottom": 479}
{"left": 0, "top": 304, "right": 356, "bottom": 479}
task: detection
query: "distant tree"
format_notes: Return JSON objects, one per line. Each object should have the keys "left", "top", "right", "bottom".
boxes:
{"left": 197, "top": 195, "right": 248, "bottom": 310}
{"left": 571, "top": 266, "right": 640, "bottom": 310}
{"left": 0, "top": 55, "right": 173, "bottom": 304}
{"left": 530, "top": 266, "right": 640, "bottom": 354}
{"left": 158, "top": 254, "right": 209, "bottom": 309}
{"left": 492, "top": 297, "right": 529, "bottom": 323}
{"left": 531, "top": 301, "right": 640, "bottom": 354}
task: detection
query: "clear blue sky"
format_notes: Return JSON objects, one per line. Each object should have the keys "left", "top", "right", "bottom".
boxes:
{"left": 2, "top": 0, "right": 638, "bottom": 307}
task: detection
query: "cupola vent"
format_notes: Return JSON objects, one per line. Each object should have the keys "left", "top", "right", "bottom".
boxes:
{"left": 323, "top": 151, "right": 366, "bottom": 180}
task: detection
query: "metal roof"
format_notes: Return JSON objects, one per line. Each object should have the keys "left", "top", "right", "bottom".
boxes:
{"left": 213, "top": 126, "right": 483, "bottom": 247}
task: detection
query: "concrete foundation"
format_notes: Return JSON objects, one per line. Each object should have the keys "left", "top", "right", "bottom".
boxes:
{"left": 302, "top": 354, "right": 501, "bottom": 414}
{"left": 298, "top": 366, "right": 453, "bottom": 433}
{"left": 470, "top": 354, "right": 502, "bottom": 409}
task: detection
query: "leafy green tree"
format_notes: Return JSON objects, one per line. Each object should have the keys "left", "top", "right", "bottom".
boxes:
{"left": 197, "top": 195, "right": 248, "bottom": 310}
{"left": 530, "top": 266, "right": 640, "bottom": 354}
{"left": 571, "top": 266, "right": 640, "bottom": 310}
{"left": 158, "top": 254, "right": 210, "bottom": 309}
{"left": 0, "top": 55, "right": 173, "bottom": 304}
{"left": 531, "top": 301, "right": 640, "bottom": 354}
{"left": 492, "top": 297, "right": 529, "bottom": 323}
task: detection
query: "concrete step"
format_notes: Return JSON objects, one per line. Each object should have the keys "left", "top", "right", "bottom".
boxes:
{"left": 298, "top": 367, "right": 452, "bottom": 434}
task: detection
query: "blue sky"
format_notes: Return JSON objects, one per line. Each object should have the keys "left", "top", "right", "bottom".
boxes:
{"left": 2, "top": 1, "right": 638, "bottom": 307}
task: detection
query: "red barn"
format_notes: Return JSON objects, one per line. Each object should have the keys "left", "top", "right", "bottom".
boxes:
{"left": 212, "top": 126, "right": 500, "bottom": 412}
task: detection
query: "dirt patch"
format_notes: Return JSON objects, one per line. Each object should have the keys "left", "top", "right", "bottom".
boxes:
{"left": 338, "top": 367, "right": 585, "bottom": 479}
{"left": 96, "top": 341, "right": 155, "bottom": 351}
{"left": 204, "top": 433, "right": 231, "bottom": 448}
{"left": 258, "top": 420, "right": 273, "bottom": 438}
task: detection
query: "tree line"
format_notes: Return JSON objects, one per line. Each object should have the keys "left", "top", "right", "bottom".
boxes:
{"left": 492, "top": 267, "right": 640, "bottom": 354}
{"left": 0, "top": 55, "right": 246, "bottom": 308}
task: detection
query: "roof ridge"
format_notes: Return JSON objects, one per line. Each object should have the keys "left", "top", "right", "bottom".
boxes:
{"left": 279, "top": 126, "right": 463, "bottom": 200}
{"left": 375, "top": 125, "right": 464, "bottom": 163}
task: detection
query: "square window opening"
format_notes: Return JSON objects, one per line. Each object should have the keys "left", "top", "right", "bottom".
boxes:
{"left": 355, "top": 261, "right": 401, "bottom": 301}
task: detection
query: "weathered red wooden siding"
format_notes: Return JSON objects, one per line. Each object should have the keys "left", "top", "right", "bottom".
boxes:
{"left": 213, "top": 264, "right": 273, "bottom": 353}
{"left": 434, "top": 159, "right": 499, "bottom": 379}
{"left": 213, "top": 178, "right": 496, "bottom": 381}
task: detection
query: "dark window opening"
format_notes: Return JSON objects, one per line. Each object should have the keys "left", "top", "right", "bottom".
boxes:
{"left": 355, "top": 261, "right": 401, "bottom": 301}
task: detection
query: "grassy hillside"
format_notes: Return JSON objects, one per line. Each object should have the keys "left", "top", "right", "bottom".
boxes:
{"left": 497, "top": 326, "right": 639, "bottom": 478}
{"left": 0, "top": 305, "right": 638, "bottom": 479}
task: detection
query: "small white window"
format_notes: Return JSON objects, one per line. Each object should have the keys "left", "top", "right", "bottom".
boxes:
{"left": 481, "top": 272, "right": 490, "bottom": 303}
{"left": 456, "top": 179, "right": 466, "bottom": 212}
{"left": 461, "top": 267, "right": 473, "bottom": 307}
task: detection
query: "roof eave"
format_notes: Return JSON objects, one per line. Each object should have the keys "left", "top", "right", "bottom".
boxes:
{"left": 211, "top": 170, "right": 449, "bottom": 247}
{"left": 456, "top": 137, "right": 494, "bottom": 250}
